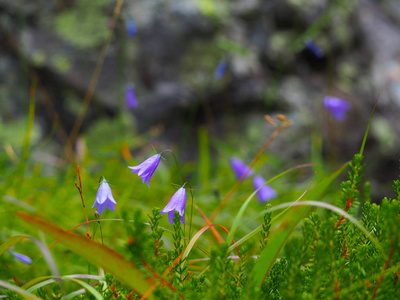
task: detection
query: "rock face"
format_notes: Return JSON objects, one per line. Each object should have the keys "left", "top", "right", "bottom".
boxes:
{"left": 1, "top": 0, "right": 399, "bottom": 198}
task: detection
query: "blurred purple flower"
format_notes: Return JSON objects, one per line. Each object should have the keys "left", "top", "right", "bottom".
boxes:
{"left": 129, "top": 154, "right": 161, "bottom": 187}
{"left": 12, "top": 251, "right": 32, "bottom": 264}
{"left": 305, "top": 40, "right": 324, "bottom": 58}
{"left": 230, "top": 157, "right": 253, "bottom": 180}
{"left": 160, "top": 187, "right": 187, "bottom": 224}
{"left": 92, "top": 177, "right": 117, "bottom": 214}
{"left": 323, "top": 96, "right": 351, "bottom": 121}
{"left": 126, "top": 17, "right": 136, "bottom": 37}
{"left": 252, "top": 175, "right": 277, "bottom": 203}
{"left": 126, "top": 85, "right": 137, "bottom": 109}
{"left": 214, "top": 60, "right": 227, "bottom": 80}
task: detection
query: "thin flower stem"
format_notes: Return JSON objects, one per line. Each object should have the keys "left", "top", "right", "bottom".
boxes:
{"left": 95, "top": 212, "right": 104, "bottom": 245}
{"left": 208, "top": 117, "right": 292, "bottom": 222}
{"left": 74, "top": 165, "right": 91, "bottom": 239}
{"left": 63, "top": 0, "right": 124, "bottom": 165}
{"left": 161, "top": 149, "right": 183, "bottom": 185}
{"left": 186, "top": 183, "right": 195, "bottom": 241}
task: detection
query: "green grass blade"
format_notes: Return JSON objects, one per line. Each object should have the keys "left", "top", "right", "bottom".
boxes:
{"left": 17, "top": 212, "right": 155, "bottom": 299}
{"left": 359, "top": 94, "right": 379, "bottom": 156}
{"left": 0, "top": 236, "right": 28, "bottom": 256}
{"left": 64, "top": 278, "right": 103, "bottom": 300}
{"left": 198, "top": 127, "right": 211, "bottom": 189}
{"left": 249, "top": 205, "right": 311, "bottom": 292}
{"left": 228, "top": 162, "right": 347, "bottom": 252}
{"left": 0, "top": 280, "right": 41, "bottom": 300}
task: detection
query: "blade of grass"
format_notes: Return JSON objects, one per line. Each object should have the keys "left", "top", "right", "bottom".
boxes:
{"left": 359, "top": 94, "right": 379, "bottom": 156}
{"left": 0, "top": 280, "right": 41, "bottom": 300}
{"left": 250, "top": 205, "right": 311, "bottom": 290}
{"left": 228, "top": 162, "right": 348, "bottom": 251}
{"left": 0, "top": 236, "right": 28, "bottom": 256}
{"left": 16, "top": 212, "right": 155, "bottom": 299}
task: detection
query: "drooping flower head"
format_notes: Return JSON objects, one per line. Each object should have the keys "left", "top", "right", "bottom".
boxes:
{"left": 230, "top": 157, "right": 254, "bottom": 180}
{"left": 129, "top": 154, "right": 162, "bottom": 187}
{"left": 126, "top": 16, "right": 136, "bottom": 37}
{"left": 252, "top": 175, "right": 277, "bottom": 203}
{"left": 323, "top": 96, "right": 351, "bottom": 121}
{"left": 305, "top": 39, "right": 324, "bottom": 58}
{"left": 126, "top": 85, "right": 137, "bottom": 109}
{"left": 214, "top": 60, "right": 227, "bottom": 80}
{"left": 160, "top": 187, "right": 187, "bottom": 224}
{"left": 92, "top": 177, "right": 117, "bottom": 214}
{"left": 11, "top": 251, "right": 32, "bottom": 264}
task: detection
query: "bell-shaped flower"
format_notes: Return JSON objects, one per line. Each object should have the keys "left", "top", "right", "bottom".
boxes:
{"left": 160, "top": 187, "right": 187, "bottom": 225}
{"left": 305, "top": 39, "right": 324, "bottom": 58}
{"left": 323, "top": 96, "right": 351, "bottom": 121}
{"left": 126, "top": 85, "right": 137, "bottom": 109}
{"left": 11, "top": 251, "right": 32, "bottom": 264}
{"left": 252, "top": 175, "right": 277, "bottom": 203}
{"left": 129, "top": 154, "right": 162, "bottom": 187}
{"left": 230, "top": 157, "right": 253, "bottom": 180}
{"left": 92, "top": 177, "right": 117, "bottom": 214}
{"left": 126, "top": 16, "right": 136, "bottom": 37}
{"left": 214, "top": 60, "right": 227, "bottom": 80}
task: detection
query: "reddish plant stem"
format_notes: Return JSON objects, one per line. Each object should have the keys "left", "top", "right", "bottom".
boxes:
{"left": 371, "top": 248, "right": 394, "bottom": 299}
{"left": 208, "top": 117, "right": 292, "bottom": 223}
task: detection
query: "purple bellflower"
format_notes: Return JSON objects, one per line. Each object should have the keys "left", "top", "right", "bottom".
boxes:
{"left": 305, "top": 40, "right": 324, "bottom": 58}
{"left": 126, "top": 85, "right": 137, "bottom": 109}
{"left": 129, "top": 154, "right": 162, "bottom": 187}
{"left": 252, "top": 175, "right": 277, "bottom": 203}
{"left": 12, "top": 251, "right": 32, "bottom": 264}
{"left": 230, "top": 157, "right": 254, "bottom": 180}
{"left": 126, "top": 17, "right": 136, "bottom": 37}
{"left": 323, "top": 96, "right": 351, "bottom": 121}
{"left": 160, "top": 186, "right": 187, "bottom": 224}
{"left": 214, "top": 60, "right": 227, "bottom": 80}
{"left": 92, "top": 177, "right": 117, "bottom": 214}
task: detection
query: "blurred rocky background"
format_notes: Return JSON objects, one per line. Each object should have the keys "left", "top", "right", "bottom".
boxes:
{"left": 0, "top": 0, "right": 399, "bottom": 200}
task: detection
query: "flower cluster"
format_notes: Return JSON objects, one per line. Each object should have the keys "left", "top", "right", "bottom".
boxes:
{"left": 230, "top": 157, "right": 277, "bottom": 203}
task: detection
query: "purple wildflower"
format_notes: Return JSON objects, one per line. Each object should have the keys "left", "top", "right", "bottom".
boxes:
{"left": 92, "top": 177, "right": 117, "bottom": 214}
{"left": 323, "top": 96, "right": 351, "bottom": 121}
{"left": 126, "top": 85, "right": 137, "bottom": 109}
{"left": 128, "top": 154, "right": 162, "bottom": 187}
{"left": 230, "top": 157, "right": 253, "bottom": 180}
{"left": 214, "top": 60, "right": 227, "bottom": 80}
{"left": 126, "top": 17, "right": 136, "bottom": 37}
{"left": 252, "top": 175, "right": 277, "bottom": 203}
{"left": 160, "top": 187, "right": 187, "bottom": 224}
{"left": 305, "top": 40, "right": 324, "bottom": 58}
{"left": 12, "top": 251, "right": 32, "bottom": 264}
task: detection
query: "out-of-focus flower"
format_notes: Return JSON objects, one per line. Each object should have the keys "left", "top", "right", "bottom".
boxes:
{"left": 129, "top": 154, "right": 162, "bottom": 187}
{"left": 305, "top": 40, "right": 324, "bottom": 58}
{"left": 252, "top": 175, "right": 277, "bottom": 203}
{"left": 11, "top": 251, "right": 32, "bottom": 265}
{"left": 230, "top": 157, "right": 253, "bottom": 180}
{"left": 214, "top": 60, "right": 227, "bottom": 80}
{"left": 160, "top": 187, "right": 187, "bottom": 224}
{"left": 92, "top": 177, "right": 117, "bottom": 214}
{"left": 126, "top": 16, "right": 136, "bottom": 37}
{"left": 126, "top": 85, "right": 137, "bottom": 109}
{"left": 323, "top": 96, "right": 351, "bottom": 121}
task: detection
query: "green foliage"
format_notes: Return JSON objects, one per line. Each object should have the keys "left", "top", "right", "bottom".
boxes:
{"left": 1, "top": 105, "right": 399, "bottom": 299}
{"left": 56, "top": 0, "right": 110, "bottom": 49}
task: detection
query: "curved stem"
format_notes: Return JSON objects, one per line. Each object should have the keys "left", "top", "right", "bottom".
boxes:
{"left": 160, "top": 149, "right": 183, "bottom": 185}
